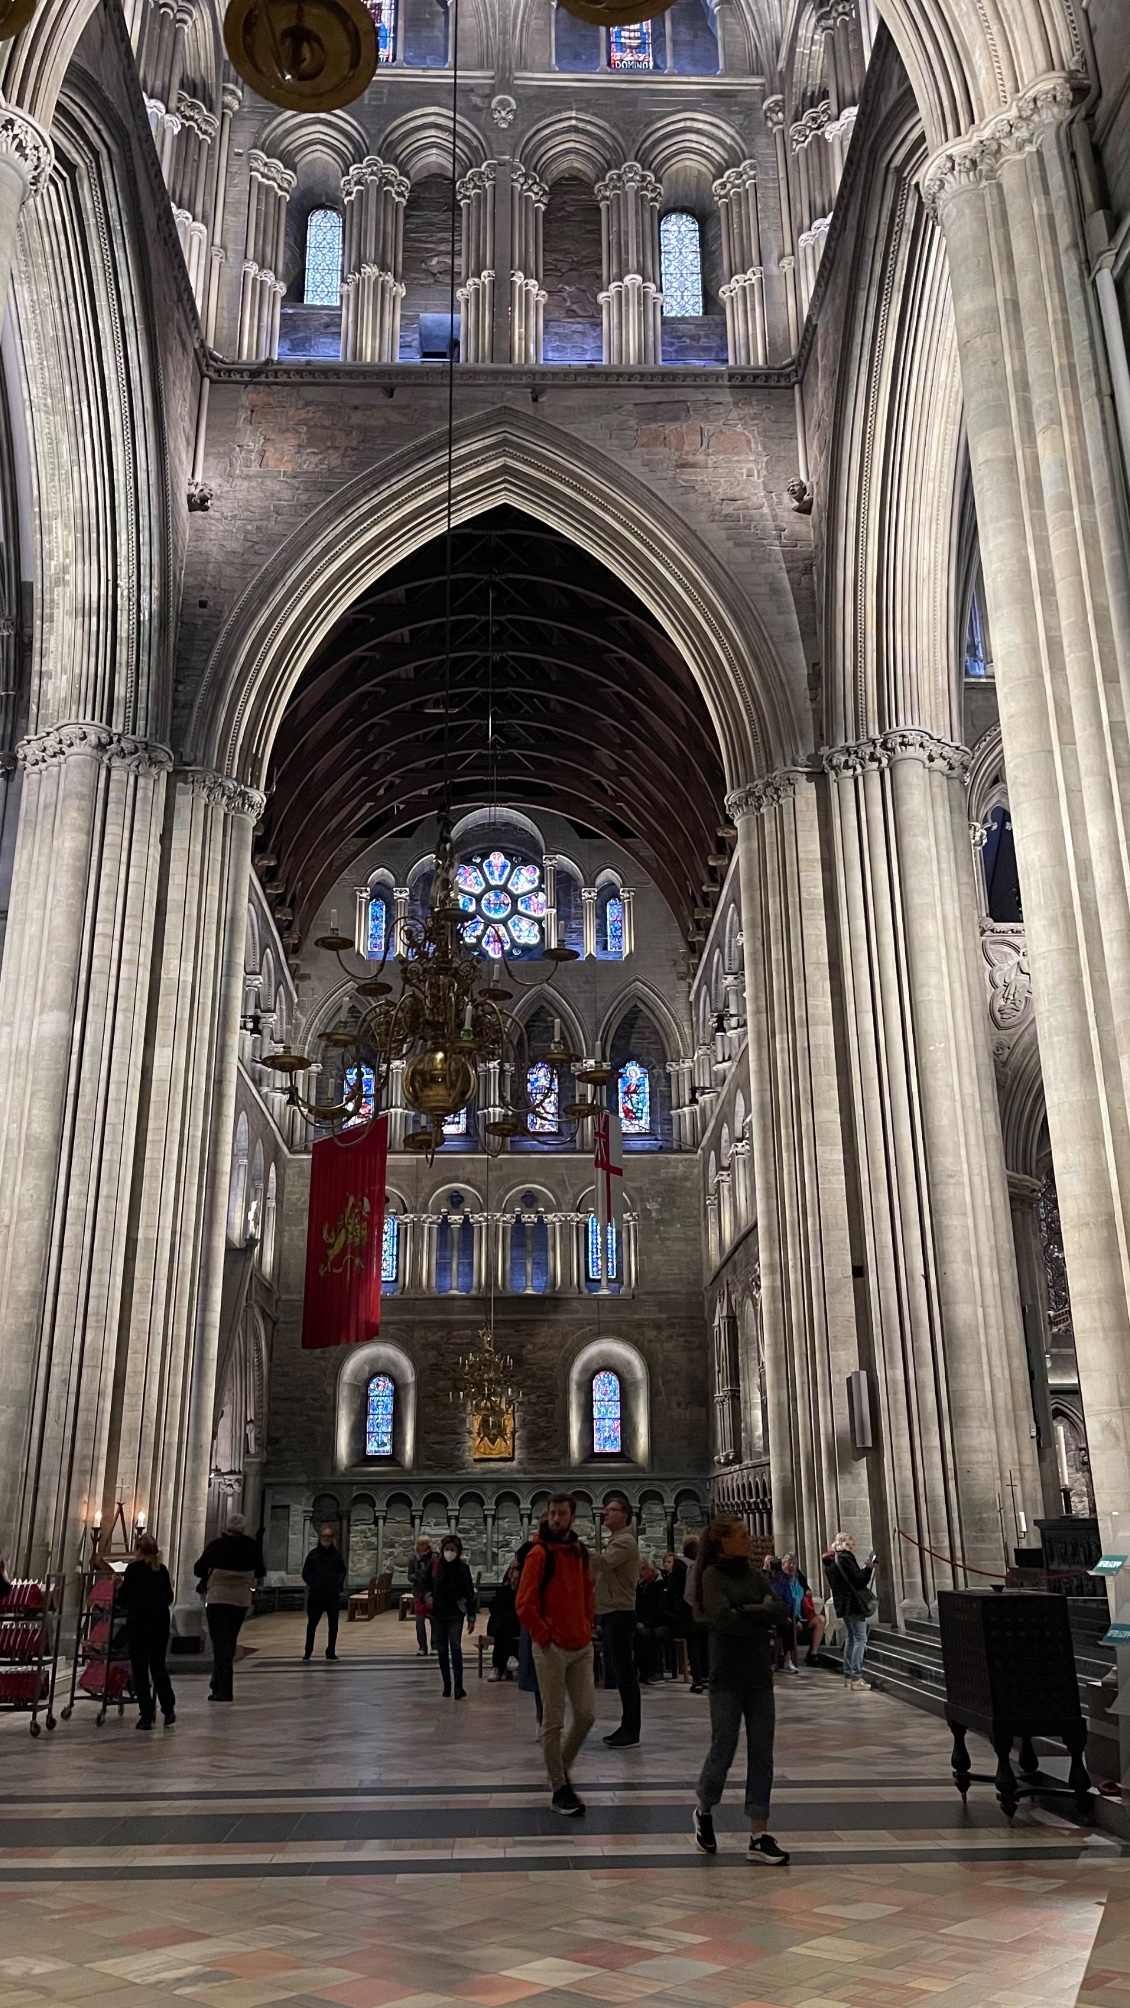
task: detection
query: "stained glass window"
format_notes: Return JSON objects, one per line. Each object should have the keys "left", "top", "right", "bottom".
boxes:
{"left": 367, "top": 893, "right": 388, "bottom": 960}
{"left": 619, "top": 1059, "right": 650, "bottom": 1135}
{"left": 965, "top": 589, "right": 989, "bottom": 676}
{"left": 382, "top": 1211, "right": 399, "bottom": 1285}
{"left": 366, "top": 1373, "right": 395, "bottom": 1456}
{"left": 456, "top": 851, "right": 545, "bottom": 958}
{"left": 660, "top": 212, "right": 703, "bottom": 316}
{"left": 304, "top": 208, "right": 343, "bottom": 306}
{"left": 443, "top": 1106, "right": 468, "bottom": 1137}
{"left": 344, "top": 1064, "right": 376, "bottom": 1126}
{"left": 606, "top": 897, "right": 624, "bottom": 957}
{"left": 527, "top": 1060, "right": 558, "bottom": 1133}
{"left": 365, "top": 0, "right": 396, "bottom": 62}
{"left": 587, "top": 1213, "right": 618, "bottom": 1282}
{"left": 609, "top": 19, "right": 652, "bottom": 67}
{"left": 592, "top": 1369, "right": 622, "bottom": 1454}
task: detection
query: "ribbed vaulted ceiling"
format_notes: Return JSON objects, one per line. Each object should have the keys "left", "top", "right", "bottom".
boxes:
{"left": 258, "top": 506, "right": 727, "bottom": 944}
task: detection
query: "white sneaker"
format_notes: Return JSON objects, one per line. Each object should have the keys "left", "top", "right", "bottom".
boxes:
{"left": 488, "top": 1670, "right": 503, "bottom": 1682}
{"left": 783, "top": 1661, "right": 801, "bottom": 1676}
{"left": 850, "top": 1678, "right": 870, "bottom": 1691}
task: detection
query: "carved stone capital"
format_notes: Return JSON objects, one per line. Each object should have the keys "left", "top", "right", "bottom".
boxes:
{"left": 762, "top": 93, "right": 784, "bottom": 132}
{"left": 18, "top": 722, "right": 173, "bottom": 774}
{"left": 0, "top": 109, "right": 54, "bottom": 204}
{"left": 822, "top": 729, "right": 970, "bottom": 780}
{"left": 491, "top": 93, "right": 516, "bottom": 129}
{"left": 180, "top": 767, "right": 267, "bottom": 819}
{"left": 921, "top": 73, "right": 1085, "bottom": 218}
{"left": 982, "top": 919, "right": 1030, "bottom": 1032}
{"left": 726, "top": 769, "right": 807, "bottom": 819}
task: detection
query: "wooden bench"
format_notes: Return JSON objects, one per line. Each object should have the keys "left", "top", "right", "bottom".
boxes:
{"left": 347, "top": 1573, "right": 393, "bottom": 1621}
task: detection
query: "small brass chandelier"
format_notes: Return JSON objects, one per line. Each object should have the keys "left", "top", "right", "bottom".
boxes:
{"left": 263, "top": 816, "right": 610, "bottom": 1160}
{"left": 451, "top": 1325, "right": 521, "bottom": 1415}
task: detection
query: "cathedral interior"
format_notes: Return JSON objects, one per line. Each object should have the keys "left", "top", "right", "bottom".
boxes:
{"left": 2, "top": 0, "right": 1130, "bottom": 1983}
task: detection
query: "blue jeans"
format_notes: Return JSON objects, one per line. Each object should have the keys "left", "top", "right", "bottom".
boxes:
{"left": 696, "top": 1682, "right": 775, "bottom": 1820}
{"left": 843, "top": 1614, "right": 868, "bottom": 1681}
{"left": 433, "top": 1616, "right": 466, "bottom": 1693}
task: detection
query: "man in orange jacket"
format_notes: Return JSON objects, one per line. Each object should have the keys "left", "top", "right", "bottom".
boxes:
{"left": 516, "top": 1493, "right": 595, "bottom": 1816}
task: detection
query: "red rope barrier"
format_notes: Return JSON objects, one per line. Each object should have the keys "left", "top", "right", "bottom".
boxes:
{"left": 896, "top": 1529, "right": 1003, "bottom": 1579}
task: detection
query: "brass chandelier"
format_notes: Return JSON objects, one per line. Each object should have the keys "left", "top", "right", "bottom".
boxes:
{"left": 263, "top": 816, "right": 612, "bottom": 1160}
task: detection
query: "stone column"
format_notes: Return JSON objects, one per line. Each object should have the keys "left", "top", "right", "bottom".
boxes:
{"left": 581, "top": 885, "right": 597, "bottom": 958}
{"left": 340, "top": 158, "right": 409, "bottom": 364}
{"left": 236, "top": 152, "right": 294, "bottom": 362}
{"left": 763, "top": 96, "right": 799, "bottom": 354}
{"left": 596, "top": 164, "right": 662, "bottom": 365}
{"left": 1008, "top": 1171, "right": 1062, "bottom": 1520}
{"left": 823, "top": 731, "right": 1041, "bottom": 1600}
{"left": 169, "top": 95, "right": 216, "bottom": 309}
{"left": 728, "top": 772, "right": 867, "bottom": 1580}
{"left": 713, "top": 161, "right": 766, "bottom": 366}
{"left": 203, "top": 83, "right": 240, "bottom": 349}
{"left": 922, "top": 80, "right": 1130, "bottom": 1526}
{"left": 0, "top": 725, "right": 172, "bottom": 1578}
{"left": 0, "top": 110, "right": 53, "bottom": 334}
{"left": 457, "top": 160, "right": 495, "bottom": 362}
{"left": 509, "top": 162, "right": 547, "bottom": 364}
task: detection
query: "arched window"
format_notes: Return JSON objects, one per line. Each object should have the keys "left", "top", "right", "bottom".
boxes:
{"left": 366, "top": 1373, "right": 395, "bottom": 1457}
{"left": 509, "top": 1195, "right": 550, "bottom": 1293}
{"left": 981, "top": 805, "right": 1022, "bottom": 923}
{"left": 592, "top": 1369, "right": 622, "bottom": 1454}
{"left": 609, "top": 19, "right": 652, "bottom": 67}
{"left": 368, "top": 0, "right": 397, "bottom": 63}
{"left": 436, "top": 1193, "right": 475, "bottom": 1293}
{"left": 965, "top": 588, "right": 990, "bottom": 676}
{"left": 443, "top": 1106, "right": 468, "bottom": 1138}
{"left": 227, "top": 1111, "right": 249, "bottom": 1243}
{"left": 619, "top": 1059, "right": 650, "bottom": 1136}
{"left": 605, "top": 896, "right": 624, "bottom": 956}
{"left": 260, "top": 1164, "right": 278, "bottom": 1278}
{"left": 304, "top": 209, "right": 343, "bottom": 306}
{"left": 660, "top": 213, "right": 703, "bottom": 317}
{"left": 367, "top": 888, "right": 390, "bottom": 959}
{"left": 587, "top": 1213, "right": 618, "bottom": 1283}
{"left": 527, "top": 1060, "right": 558, "bottom": 1133}
{"left": 456, "top": 850, "right": 545, "bottom": 959}
{"left": 344, "top": 1064, "right": 376, "bottom": 1126}
{"left": 382, "top": 1207, "right": 400, "bottom": 1289}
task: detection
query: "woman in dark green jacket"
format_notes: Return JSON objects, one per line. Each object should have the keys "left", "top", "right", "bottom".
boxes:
{"left": 692, "top": 1517, "right": 791, "bottom": 1865}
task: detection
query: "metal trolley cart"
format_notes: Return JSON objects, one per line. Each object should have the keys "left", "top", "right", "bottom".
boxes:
{"left": 61, "top": 1572, "right": 132, "bottom": 1726}
{"left": 0, "top": 1574, "right": 64, "bottom": 1736}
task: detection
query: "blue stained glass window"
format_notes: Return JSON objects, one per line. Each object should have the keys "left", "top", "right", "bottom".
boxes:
{"left": 606, "top": 897, "right": 624, "bottom": 957}
{"left": 592, "top": 1369, "right": 622, "bottom": 1454}
{"left": 509, "top": 863, "right": 540, "bottom": 894}
{"left": 509, "top": 915, "right": 540, "bottom": 947}
{"left": 619, "top": 1059, "right": 650, "bottom": 1135}
{"left": 366, "top": 1373, "right": 395, "bottom": 1456}
{"left": 660, "top": 212, "right": 703, "bottom": 317}
{"left": 367, "top": 894, "right": 388, "bottom": 959}
{"left": 382, "top": 1211, "right": 399, "bottom": 1285}
{"left": 304, "top": 208, "right": 343, "bottom": 306}
{"left": 483, "top": 850, "right": 511, "bottom": 885}
{"left": 528, "top": 1060, "right": 558, "bottom": 1133}
{"left": 483, "top": 924, "right": 508, "bottom": 959}
{"left": 518, "top": 890, "right": 546, "bottom": 916}
{"left": 344, "top": 1064, "right": 375, "bottom": 1126}
{"left": 365, "top": 0, "right": 396, "bottom": 63}
{"left": 457, "top": 852, "right": 545, "bottom": 959}
{"left": 965, "top": 589, "right": 989, "bottom": 676}
{"left": 609, "top": 18, "right": 652, "bottom": 67}
{"left": 587, "top": 1213, "right": 618, "bottom": 1282}
{"left": 443, "top": 1107, "right": 468, "bottom": 1136}
{"left": 482, "top": 889, "right": 512, "bottom": 919}
{"left": 457, "top": 864, "right": 485, "bottom": 894}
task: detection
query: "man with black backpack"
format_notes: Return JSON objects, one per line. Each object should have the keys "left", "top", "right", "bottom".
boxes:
{"left": 517, "top": 1494, "right": 595, "bottom": 1816}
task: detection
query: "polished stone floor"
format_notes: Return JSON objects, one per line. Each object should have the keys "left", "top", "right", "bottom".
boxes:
{"left": 0, "top": 1610, "right": 1126, "bottom": 2006}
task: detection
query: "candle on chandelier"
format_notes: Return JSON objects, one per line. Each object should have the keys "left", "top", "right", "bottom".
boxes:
{"left": 330, "top": 909, "right": 339, "bottom": 934}
{"left": 553, "top": 1018, "right": 562, "bottom": 1046}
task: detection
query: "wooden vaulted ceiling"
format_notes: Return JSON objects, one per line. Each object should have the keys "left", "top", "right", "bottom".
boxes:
{"left": 258, "top": 507, "right": 728, "bottom": 946}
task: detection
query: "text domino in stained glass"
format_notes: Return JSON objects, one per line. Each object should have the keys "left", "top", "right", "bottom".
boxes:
{"left": 660, "top": 212, "right": 704, "bottom": 317}
{"left": 606, "top": 897, "right": 624, "bottom": 956}
{"left": 367, "top": 894, "right": 387, "bottom": 959}
{"left": 609, "top": 19, "right": 652, "bottom": 67}
{"left": 587, "top": 1214, "right": 618, "bottom": 1282}
{"left": 344, "top": 1064, "right": 376, "bottom": 1127}
{"left": 366, "top": 1373, "right": 395, "bottom": 1456}
{"left": 365, "top": 0, "right": 396, "bottom": 62}
{"left": 381, "top": 1212, "right": 399, "bottom": 1284}
{"left": 304, "top": 209, "right": 343, "bottom": 306}
{"left": 619, "top": 1058, "right": 650, "bottom": 1135}
{"left": 593, "top": 1369, "right": 622, "bottom": 1453}
{"left": 527, "top": 1060, "right": 558, "bottom": 1133}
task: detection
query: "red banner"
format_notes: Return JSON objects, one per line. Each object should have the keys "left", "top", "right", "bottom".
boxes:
{"left": 301, "top": 1115, "right": 388, "bottom": 1350}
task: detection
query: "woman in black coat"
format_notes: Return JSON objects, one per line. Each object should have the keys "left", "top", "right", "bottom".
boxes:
{"left": 118, "top": 1534, "right": 176, "bottom": 1730}
{"left": 823, "top": 1532, "right": 876, "bottom": 1690}
{"left": 487, "top": 1560, "right": 521, "bottom": 1680}
{"left": 426, "top": 1536, "right": 478, "bottom": 1699}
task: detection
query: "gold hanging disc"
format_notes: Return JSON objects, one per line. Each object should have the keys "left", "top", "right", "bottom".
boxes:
{"left": 224, "top": 0, "right": 377, "bottom": 111}
{"left": 555, "top": 0, "right": 676, "bottom": 25}
{"left": 0, "top": 0, "right": 39, "bottom": 41}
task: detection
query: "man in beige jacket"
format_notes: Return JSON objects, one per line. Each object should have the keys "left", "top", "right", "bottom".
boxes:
{"left": 594, "top": 1497, "right": 641, "bottom": 1747}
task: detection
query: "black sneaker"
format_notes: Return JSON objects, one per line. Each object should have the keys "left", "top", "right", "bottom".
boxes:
{"left": 136, "top": 1718, "right": 153, "bottom": 1732}
{"left": 689, "top": 1681, "right": 706, "bottom": 1695}
{"left": 693, "top": 1807, "right": 717, "bottom": 1855}
{"left": 748, "top": 1834, "right": 790, "bottom": 1867}
{"left": 603, "top": 1729, "right": 640, "bottom": 1747}
{"left": 162, "top": 1710, "right": 176, "bottom": 1727}
{"left": 552, "top": 1782, "right": 584, "bottom": 1816}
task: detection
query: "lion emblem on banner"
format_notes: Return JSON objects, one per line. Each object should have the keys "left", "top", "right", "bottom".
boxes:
{"left": 319, "top": 1193, "right": 370, "bottom": 1277}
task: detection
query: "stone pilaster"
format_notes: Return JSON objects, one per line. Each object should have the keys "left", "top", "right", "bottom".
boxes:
{"left": 727, "top": 769, "right": 867, "bottom": 1584}
{"left": 713, "top": 161, "right": 766, "bottom": 366}
{"left": 509, "top": 162, "right": 547, "bottom": 365}
{"left": 340, "top": 157, "right": 409, "bottom": 364}
{"left": 456, "top": 160, "right": 496, "bottom": 363}
{"left": 922, "top": 75, "right": 1130, "bottom": 1528}
{"left": 823, "top": 729, "right": 1040, "bottom": 1603}
{"left": 596, "top": 164, "right": 662, "bottom": 365}
{"left": 236, "top": 152, "right": 294, "bottom": 362}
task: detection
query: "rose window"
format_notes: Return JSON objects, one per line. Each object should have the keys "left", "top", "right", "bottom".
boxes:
{"left": 455, "top": 850, "right": 546, "bottom": 958}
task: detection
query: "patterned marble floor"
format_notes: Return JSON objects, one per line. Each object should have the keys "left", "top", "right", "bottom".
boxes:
{"left": 0, "top": 1613, "right": 1126, "bottom": 2007}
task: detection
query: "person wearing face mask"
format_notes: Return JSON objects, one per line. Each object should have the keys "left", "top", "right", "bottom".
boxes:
{"left": 427, "top": 1535, "right": 478, "bottom": 1699}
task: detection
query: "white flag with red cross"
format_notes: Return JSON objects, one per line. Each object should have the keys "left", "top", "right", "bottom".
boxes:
{"left": 593, "top": 1106, "right": 624, "bottom": 1290}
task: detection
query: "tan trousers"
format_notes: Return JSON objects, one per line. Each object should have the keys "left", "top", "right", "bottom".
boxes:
{"left": 532, "top": 1641, "right": 596, "bottom": 1789}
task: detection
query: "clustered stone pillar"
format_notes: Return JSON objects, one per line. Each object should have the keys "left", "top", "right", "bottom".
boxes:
{"left": 816, "top": 0, "right": 864, "bottom": 182}
{"left": 596, "top": 163, "right": 662, "bottom": 365}
{"left": 713, "top": 160, "right": 766, "bottom": 366}
{"left": 823, "top": 731, "right": 1042, "bottom": 1602}
{"left": 340, "top": 156, "right": 409, "bottom": 363}
{"left": 457, "top": 161, "right": 495, "bottom": 363}
{"left": 788, "top": 104, "right": 833, "bottom": 317}
{"left": 168, "top": 95, "right": 216, "bottom": 309}
{"left": 236, "top": 150, "right": 294, "bottom": 362}
{"left": 509, "top": 162, "right": 546, "bottom": 365}
{"left": 922, "top": 79, "right": 1130, "bottom": 1528}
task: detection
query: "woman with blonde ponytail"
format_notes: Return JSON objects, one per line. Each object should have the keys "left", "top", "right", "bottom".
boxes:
{"left": 118, "top": 1533, "right": 176, "bottom": 1730}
